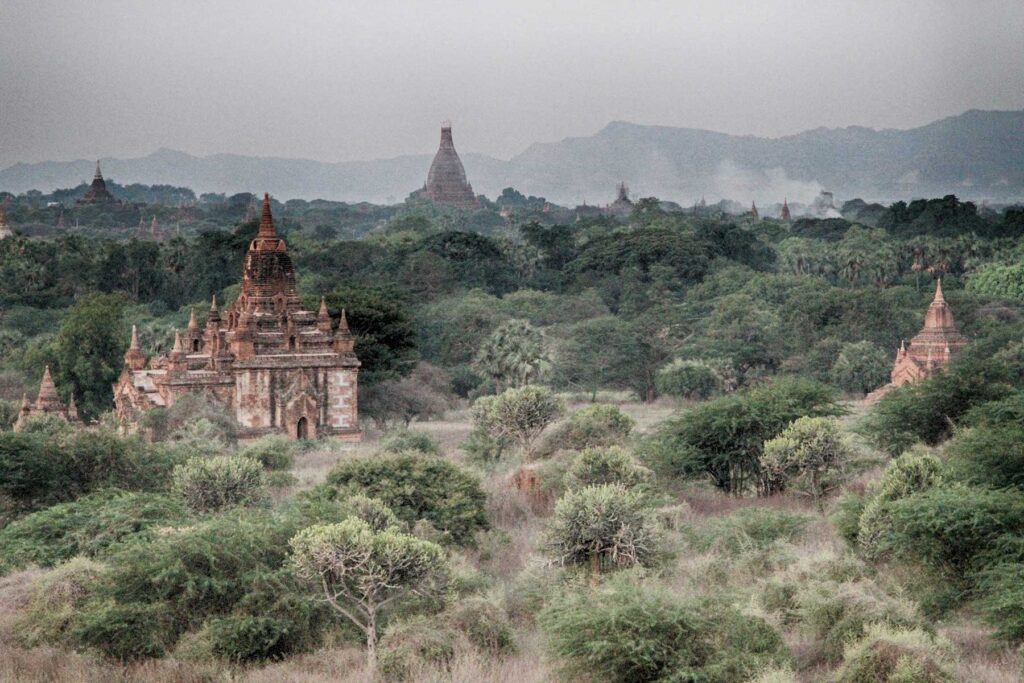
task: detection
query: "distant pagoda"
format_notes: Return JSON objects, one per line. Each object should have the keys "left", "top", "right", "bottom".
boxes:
{"left": 14, "top": 366, "right": 79, "bottom": 431}
{"left": 607, "top": 182, "right": 633, "bottom": 217}
{"left": 865, "top": 279, "right": 968, "bottom": 402}
{"left": 78, "top": 161, "right": 117, "bottom": 205}
{"left": 423, "top": 124, "right": 478, "bottom": 209}
{"left": 781, "top": 198, "right": 791, "bottom": 220}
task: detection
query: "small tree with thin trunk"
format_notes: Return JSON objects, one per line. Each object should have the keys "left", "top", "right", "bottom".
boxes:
{"left": 289, "top": 519, "right": 446, "bottom": 672}
{"left": 760, "top": 416, "right": 853, "bottom": 511}
{"left": 471, "top": 384, "right": 564, "bottom": 459}
{"left": 546, "top": 483, "right": 662, "bottom": 587}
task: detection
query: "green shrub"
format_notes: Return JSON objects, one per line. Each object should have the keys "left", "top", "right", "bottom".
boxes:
{"left": 795, "top": 579, "right": 923, "bottom": 661}
{"left": 858, "top": 450, "right": 945, "bottom": 555}
{"left": 204, "top": 615, "right": 296, "bottom": 662}
{"left": 546, "top": 484, "right": 662, "bottom": 575}
{"left": 538, "top": 404, "right": 635, "bottom": 457}
{"left": 0, "top": 490, "right": 188, "bottom": 572}
{"left": 563, "top": 446, "right": 651, "bottom": 491}
{"left": 540, "top": 579, "right": 706, "bottom": 683}
{"left": 682, "top": 508, "right": 810, "bottom": 556}
{"left": 70, "top": 600, "right": 176, "bottom": 660}
{"left": 0, "top": 431, "right": 69, "bottom": 520}
{"left": 448, "top": 596, "right": 515, "bottom": 654}
{"left": 944, "top": 424, "right": 1024, "bottom": 491}
{"left": 878, "top": 486, "right": 1024, "bottom": 578}
{"left": 829, "top": 341, "right": 891, "bottom": 395}
{"left": 656, "top": 359, "right": 720, "bottom": 399}
{"left": 17, "top": 557, "right": 106, "bottom": 646}
{"left": 646, "top": 377, "right": 841, "bottom": 493}
{"left": 379, "top": 615, "right": 457, "bottom": 681}
{"left": 862, "top": 357, "right": 1013, "bottom": 456}
{"left": 471, "top": 385, "right": 564, "bottom": 458}
{"left": 540, "top": 578, "right": 788, "bottom": 683}
{"left": 832, "top": 491, "right": 868, "bottom": 547}
{"left": 321, "top": 454, "right": 487, "bottom": 544}
{"left": 975, "top": 560, "right": 1024, "bottom": 641}
{"left": 835, "top": 624, "right": 955, "bottom": 682}
{"left": 237, "top": 435, "right": 297, "bottom": 471}
{"left": 172, "top": 455, "right": 267, "bottom": 513}
{"left": 343, "top": 493, "right": 404, "bottom": 532}
{"left": 760, "top": 416, "right": 853, "bottom": 506}
{"left": 380, "top": 429, "right": 441, "bottom": 456}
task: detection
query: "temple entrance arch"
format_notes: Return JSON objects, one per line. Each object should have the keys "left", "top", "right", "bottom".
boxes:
{"left": 296, "top": 416, "right": 309, "bottom": 440}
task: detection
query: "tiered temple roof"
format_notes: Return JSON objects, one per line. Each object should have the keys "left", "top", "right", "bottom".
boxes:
{"left": 15, "top": 366, "right": 79, "bottom": 430}
{"left": 423, "top": 125, "right": 478, "bottom": 209}
{"left": 866, "top": 279, "right": 968, "bottom": 401}
{"left": 79, "top": 161, "right": 116, "bottom": 204}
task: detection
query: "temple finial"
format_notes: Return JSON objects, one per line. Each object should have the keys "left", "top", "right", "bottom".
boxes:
{"left": 338, "top": 308, "right": 350, "bottom": 334}
{"left": 210, "top": 294, "right": 218, "bottom": 312}
{"left": 130, "top": 324, "right": 140, "bottom": 350}
{"left": 188, "top": 308, "right": 198, "bottom": 330}
{"left": 257, "top": 193, "right": 277, "bottom": 238}
{"left": 934, "top": 278, "right": 944, "bottom": 302}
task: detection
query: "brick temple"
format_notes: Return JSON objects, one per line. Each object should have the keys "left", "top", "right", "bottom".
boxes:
{"left": 114, "top": 194, "right": 361, "bottom": 441}
{"left": 422, "top": 124, "right": 478, "bottom": 209}
{"left": 77, "top": 161, "right": 117, "bottom": 205}
{"left": 15, "top": 366, "right": 79, "bottom": 431}
{"left": 866, "top": 279, "right": 967, "bottom": 401}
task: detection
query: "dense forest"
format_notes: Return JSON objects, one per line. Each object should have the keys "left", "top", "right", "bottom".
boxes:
{"left": 1, "top": 186, "right": 1024, "bottom": 682}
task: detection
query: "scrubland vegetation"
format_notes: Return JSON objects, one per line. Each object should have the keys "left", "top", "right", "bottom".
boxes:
{"left": 1, "top": 191, "right": 1024, "bottom": 681}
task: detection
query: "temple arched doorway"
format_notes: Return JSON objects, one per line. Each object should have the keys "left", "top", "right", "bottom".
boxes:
{"left": 296, "top": 416, "right": 309, "bottom": 440}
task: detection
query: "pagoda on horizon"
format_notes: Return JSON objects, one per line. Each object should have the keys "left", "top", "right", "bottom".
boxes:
{"left": 422, "top": 124, "right": 478, "bottom": 209}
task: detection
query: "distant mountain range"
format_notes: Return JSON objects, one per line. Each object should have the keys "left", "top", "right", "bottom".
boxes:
{"left": 2, "top": 109, "right": 1023, "bottom": 206}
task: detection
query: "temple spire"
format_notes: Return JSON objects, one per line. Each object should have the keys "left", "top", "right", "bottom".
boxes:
{"left": 94, "top": 160, "right": 103, "bottom": 181}
{"left": 258, "top": 193, "right": 277, "bottom": 238}
{"left": 36, "top": 366, "right": 59, "bottom": 406}
{"left": 130, "top": 324, "right": 140, "bottom": 350}
{"left": 188, "top": 308, "right": 198, "bottom": 330}
{"left": 317, "top": 296, "right": 332, "bottom": 332}
{"left": 934, "top": 278, "right": 944, "bottom": 303}
{"left": 338, "top": 308, "right": 350, "bottom": 334}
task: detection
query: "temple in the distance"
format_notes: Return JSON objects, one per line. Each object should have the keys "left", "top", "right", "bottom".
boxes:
{"left": 14, "top": 366, "right": 79, "bottom": 431}
{"left": 114, "top": 194, "right": 361, "bottom": 441}
{"left": 866, "top": 279, "right": 968, "bottom": 401}
{"left": 422, "top": 124, "right": 478, "bottom": 209}
{"left": 77, "top": 161, "right": 117, "bottom": 205}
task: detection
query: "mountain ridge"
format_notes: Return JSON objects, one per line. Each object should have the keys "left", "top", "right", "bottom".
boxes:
{"left": 3, "top": 109, "right": 1023, "bottom": 205}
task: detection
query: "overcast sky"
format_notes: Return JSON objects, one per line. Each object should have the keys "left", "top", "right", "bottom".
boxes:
{"left": 1, "top": 0, "right": 1022, "bottom": 169}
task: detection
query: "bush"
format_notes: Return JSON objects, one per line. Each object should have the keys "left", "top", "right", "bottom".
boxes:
{"left": 975, "top": 560, "right": 1024, "bottom": 641}
{"left": 321, "top": 454, "right": 487, "bottom": 544}
{"left": 829, "top": 341, "right": 891, "bottom": 395}
{"left": 546, "top": 484, "right": 662, "bottom": 577}
{"left": 646, "top": 377, "right": 841, "bottom": 493}
{"left": 172, "top": 455, "right": 267, "bottom": 513}
{"left": 379, "top": 615, "right": 457, "bottom": 681}
{"left": 877, "top": 486, "right": 1024, "bottom": 578}
{"left": 380, "top": 429, "right": 441, "bottom": 456}
{"left": 17, "top": 557, "right": 106, "bottom": 647}
{"left": 540, "top": 579, "right": 706, "bottom": 683}
{"left": 204, "top": 615, "right": 296, "bottom": 663}
{"left": 540, "top": 578, "right": 788, "bottom": 683}
{"left": 448, "top": 596, "right": 515, "bottom": 654}
{"left": 656, "top": 359, "right": 720, "bottom": 399}
{"left": 835, "top": 624, "right": 955, "bottom": 682}
{"left": 858, "top": 450, "right": 945, "bottom": 555}
{"left": 682, "top": 507, "right": 810, "bottom": 557}
{"left": 70, "top": 600, "right": 176, "bottom": 660}
{"left": 563, "top": 446, "right": 651, "bottom": 491}
{"left": 343, "top": 493, "right": 404, "bottom": 532}
{"left": 862, "top": 357, "right": 1012, "bottom": 455}
{"left": 944, "top": 424, "right": 1024, "bottom": 491}
{"left": 237, "top": 435, "right": 297, "bottom": 471}
{"left": 537, "top": 404, "right": 634, "bottom": 457}
{"left": 832, "top": 491, "right": 868, "bottom": 547}
{"left": 0, "top": 490, "right": 188, "bottom": 572}
{"left": 795, "top": 579, "right": 923, "bottom": 661}
{"left": 760, "top": 416, "right": 853, "bottom": 506}
{"left": 471, "top": 385, "right": 564, "bottom": 458}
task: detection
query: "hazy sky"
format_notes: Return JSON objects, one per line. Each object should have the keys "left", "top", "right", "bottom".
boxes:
{"left": 1, "top": 0, "right": 1022, "bottom": 169}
